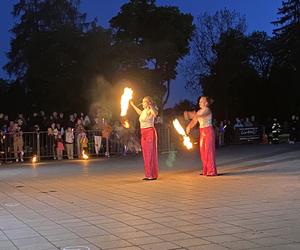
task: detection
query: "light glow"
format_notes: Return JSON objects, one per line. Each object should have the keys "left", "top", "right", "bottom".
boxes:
{"left": 120, "top": 87, "right": 133, "bottom": 117}
{"left": 173, "top": 119, "right": 193, "bottom": 150}
{"left": 82, "top": 150, "right": 89, "bottom": 160}
{"left": 32, "top": 155, "right": 37, "bottom": 163}
{"left": 122, "top": 119, "right": 130, "bottom": 128}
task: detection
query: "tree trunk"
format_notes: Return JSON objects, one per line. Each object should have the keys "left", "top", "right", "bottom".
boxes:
{"left": 162, "top": 79, "right": 170, "bottom": 107}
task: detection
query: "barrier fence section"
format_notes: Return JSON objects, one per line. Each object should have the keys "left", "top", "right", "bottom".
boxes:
{"left": 0, "top": 127, "right": 174, "bottom": 163}
{"left": 0, "top": 126, "right": 268, "bottom": 163}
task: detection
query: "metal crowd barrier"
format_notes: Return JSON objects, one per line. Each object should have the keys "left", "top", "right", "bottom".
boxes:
{"left": 157, "top": 126, "right": 172, "bottom": 153}
{"left": 0, "top": 127, "right": 174, "bottom": 163}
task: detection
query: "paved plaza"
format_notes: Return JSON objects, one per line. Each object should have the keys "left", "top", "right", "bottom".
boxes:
{"left": 0, "top": 144, "right": 300, "bottom": 250}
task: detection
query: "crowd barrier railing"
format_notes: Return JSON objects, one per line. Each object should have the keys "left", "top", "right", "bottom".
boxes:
{"left": 0, "top": 127, "right": 174, "bottom": 163}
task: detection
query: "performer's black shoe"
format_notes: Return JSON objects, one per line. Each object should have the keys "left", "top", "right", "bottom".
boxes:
{"left": 142, "top": 177, "right": 157, "bottom": 181}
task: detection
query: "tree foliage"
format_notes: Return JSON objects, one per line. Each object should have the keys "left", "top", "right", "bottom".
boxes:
{"left": 3, "top": 1, "right": 299, "bottom": 119}
{"left": 202, "top": 29, "right": 260, "bottom": 119}
{"left": 5, "top": 0, "right": 89, "bottom": 80}
{"left": 248, "top": 31, "right": 273, "bottom": 79}
{"left": 272, "top": 0, "right": 300, "bottom": 70}
{"left": 4, "top": 0, "right": 194, "bottom": 113}
{"left": 183, "top": 9, "right": 246, "bottom": 96}
{"left": 184, "top": 4, "right": 300, "bottom": 120}
{"left": 110, "top": 0, "right": 194, "bottom": 108}
{"left": 270, "top": 0, "right": 300, "bottom": 114}
{"left": 4, "top": 0, "right": 118, "bottom": 112}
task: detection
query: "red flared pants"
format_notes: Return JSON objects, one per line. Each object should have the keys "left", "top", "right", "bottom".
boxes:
{"left": 141, "top": 127, "right": 159, "bottom": 178}
{"left": 199, "top": 126, "right": 217, "bottom": 176}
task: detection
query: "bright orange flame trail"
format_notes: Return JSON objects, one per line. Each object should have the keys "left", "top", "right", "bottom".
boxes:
{"left": 173, "top": 119, "right": 193, "bottom": 150}
{"left": 82, "top": 150, "right": 89, "bottom": 159}
{"left": 32, "top": 155, "right": 37, "bottom": 163}
{"left": 120, "top": 87, "right": 133, "bottom": 117}
{"left": 122, "top": 119, "right": 130, "bottom": 128}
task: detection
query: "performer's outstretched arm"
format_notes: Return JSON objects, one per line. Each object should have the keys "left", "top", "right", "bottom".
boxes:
{"left": 186, "top": 116, "right": 198, "bottom": 135}
{"left": 130, "top": 101, "right": 142, "bottom": 115}
{"left": 184, "top": 111, "right": 196, "bottom": 120}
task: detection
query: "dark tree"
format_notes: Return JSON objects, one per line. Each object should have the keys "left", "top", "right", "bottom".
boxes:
{"left": 183, "top": 9, "right": 246, "bottom": 96}
{"left": 110, "top": 0, "right": 194, "bottom": 108}
{"left": 5, "top": 0, "right": 89, "bottom": 81}
{"left": 173, "top": 99, "right": 196, "bottom": 112}
{"left": 248, "top": 31, "right": 273, "bottom": 79}
{"left": 4, "top": 0, "right": 119, "bottom": 112}
{"left": 202, "top": 29, "right": 260, "bottom": 119}
{"left": 0, "top": 79, "right": 9, "bottom": 112}
{"left": 272, "top": 0, "right": 300, "bottom": 69}
{"left": 247, "top": 31, "right": 274, "bottom": 118}
{"left": 271, "top": 0, "right": 300, "bottom": 115}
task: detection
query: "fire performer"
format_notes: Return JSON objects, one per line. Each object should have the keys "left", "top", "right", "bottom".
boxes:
{"left": 185, "top": 96, "right": 217, "bottom": 176}
{"left": 130, "top": 96, "right": 159, "bottom": 180}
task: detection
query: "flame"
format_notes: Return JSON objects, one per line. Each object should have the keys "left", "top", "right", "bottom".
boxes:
{"left": 82, "top": 150, "right": 89, "bottom": 159}
{"left": 173, "top": 119, "right": 193, "bottom": 150}
{"left": 122, "top": 119, "right": 130, "bottom": 128}
{"left": 120, "top": 87, "right": 133, "bottom": 117}
{"left": 32, "top": 155, "right": 37, "bottom": 163}
{"left": 173, "top": 119, "right": 186, "bottom": 136}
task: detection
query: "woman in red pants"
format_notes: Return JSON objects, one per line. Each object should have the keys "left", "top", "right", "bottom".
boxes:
{"left": 130, "top": 96, "right": 159, "bottom": 180}
{"left": 185, "top": 96, "right": 217, "bottom": 176}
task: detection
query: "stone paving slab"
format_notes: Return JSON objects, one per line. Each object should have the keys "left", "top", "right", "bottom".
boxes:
{"left": 0, "top": 144, "right": 300, "bottom": 249}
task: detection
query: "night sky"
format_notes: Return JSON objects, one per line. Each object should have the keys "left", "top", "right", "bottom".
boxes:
{"left": 0, "top": 0, "right": 282, "bottom": 107}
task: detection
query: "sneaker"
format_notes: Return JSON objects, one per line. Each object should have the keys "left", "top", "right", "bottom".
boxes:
{"left": 16, "top": 159, "right": 19, "bottom": 162}
{"left": 20, "top": 159, "right": 24, "bottom": 162}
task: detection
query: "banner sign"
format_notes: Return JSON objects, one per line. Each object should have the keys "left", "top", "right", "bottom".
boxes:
{"left": 236, "top": 127, "right": 261, "bottom": 143}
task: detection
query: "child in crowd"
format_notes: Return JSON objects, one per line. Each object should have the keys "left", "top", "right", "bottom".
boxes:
{"left": 55, "top": 133, "right": 64, "bottom": 160}
{"left": 65, "top": 127, "right": 74, "bottom": 159}
{"left": 79, "top": 132, "right": 88, "bottom": 158}
{"left": 13, "top": 123, "right": 24, "bottom": 162}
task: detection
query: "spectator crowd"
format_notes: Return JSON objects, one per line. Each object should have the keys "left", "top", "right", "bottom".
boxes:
{"left": 212, "top": 115, "right": 300, "bottom": 147}
{"left": 0, "top": 109, "right": 141, "bottom": 164}
{"left": 0, "top": 110, "right": 300, "bottom": 164}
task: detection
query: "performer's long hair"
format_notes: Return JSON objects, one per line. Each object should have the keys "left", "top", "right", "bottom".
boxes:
{"left": 144, "top": 96, "right": 158, "bottom": 111}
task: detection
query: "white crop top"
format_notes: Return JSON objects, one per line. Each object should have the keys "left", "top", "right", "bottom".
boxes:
{"left": 197, "top": 108, "right": 212, "bottom": 128}
{"left": 139, "top": 109, "right": 155, "bottom": 128}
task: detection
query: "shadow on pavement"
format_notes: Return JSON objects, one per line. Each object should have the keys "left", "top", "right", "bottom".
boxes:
{"left": 217, "top": 144, "right": 300, "bottom": 167}
{"left": 220, "top": 155, "right": 300, "bottom": 176}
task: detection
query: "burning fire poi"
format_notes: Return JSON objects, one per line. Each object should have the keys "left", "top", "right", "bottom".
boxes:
{"left": 120, "top": 87, "right": 133, "bottom": 117}
{"left": 32, "top": 155, "right": 37, "bottom": 163}
{"left": 122, "top": 119, "right": 130, "bottom": 128}
{"left": 173, "top": 119, "right": 193, "bottom": 150}
{"left": 82, "top": 150, "right": 89, "bottom": 160}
